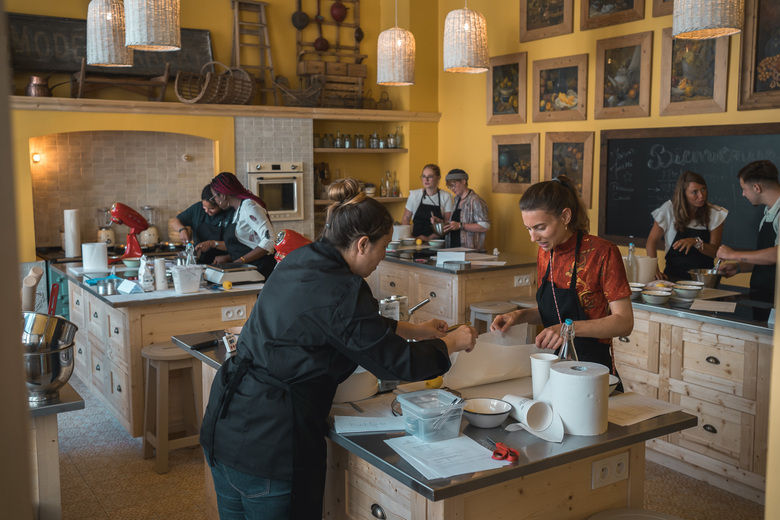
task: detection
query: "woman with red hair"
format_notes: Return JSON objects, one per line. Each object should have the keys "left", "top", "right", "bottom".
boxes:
{"left": 210, "top": 171, "right": 276, "bottom": 280}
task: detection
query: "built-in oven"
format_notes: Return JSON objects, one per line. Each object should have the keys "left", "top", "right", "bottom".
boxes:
{"left": 246, "top": 162, "right": 304, "bottom": 221}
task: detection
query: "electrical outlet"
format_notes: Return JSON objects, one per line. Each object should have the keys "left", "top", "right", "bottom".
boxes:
{"left": 591, "top": 451, "right": 629, "bottom": 489}
{"left": 221, "top": 305, "right": 247, "bottom": 322}
{"left": 514, "top": 274, "right": 531, "bottom": 287}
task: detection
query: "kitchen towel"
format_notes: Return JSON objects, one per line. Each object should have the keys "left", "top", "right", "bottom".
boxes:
{"left": 542, "top": 361, "right": 609, "bottom": 436}
{"left": 154, "top": 258, "right": 168, "bottom": 291}
{"left": 63, "top": 209, "right": 81, "bottom": 258}
{"left": 81, "top": 243, "right": 108, "bottom": 273}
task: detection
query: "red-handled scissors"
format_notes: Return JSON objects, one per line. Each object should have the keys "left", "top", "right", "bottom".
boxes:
{"left": 488, "top": 438, "right": 519, "bottom": 462}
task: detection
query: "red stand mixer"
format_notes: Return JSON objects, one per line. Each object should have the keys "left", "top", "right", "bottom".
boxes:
{"left": 274, "top": 229, "right": 312, "bottom": 262}
{"left": 110, "top": 203, "right": 149, "bottom": 259}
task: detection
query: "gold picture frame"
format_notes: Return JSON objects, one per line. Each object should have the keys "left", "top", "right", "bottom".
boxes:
{"left": 659, "top": 27, "right": 728, "bottom": 116}
{"left": 487, "top": 52, "right": 527, "bottom": 126}
{"left": 738, "top": 0, "right": 780, "bottom": 110}
{"left": 595, "top": 31, "right": 653, "bottom": 119}
{"left": 581, "top": 0, "right": 644, "bottom": 31}
{"left": 520, "top": 0, "right": 573, "bottom": 43}
{"left": 545, "top": 132, "right": 594, "bottom": 209}
{"left": 492, "top": 133, "right": 540, "bottom": 194}
{"left": 652, "top": 0, "right": 673, "bottom": 17}
{"left": 532, "top": 53, "right": 588, "bottom": 123}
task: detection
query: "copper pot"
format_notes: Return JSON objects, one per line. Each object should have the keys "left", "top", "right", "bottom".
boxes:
{"left": 25, "top": 76, "right": 52, "bottom": 97}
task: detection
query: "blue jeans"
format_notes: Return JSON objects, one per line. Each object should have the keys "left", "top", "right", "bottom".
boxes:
{"left": 206, "top": 452, "right": 292, "bottom": 519}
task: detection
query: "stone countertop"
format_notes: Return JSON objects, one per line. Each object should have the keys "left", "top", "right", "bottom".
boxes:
{"left": 51, "top": 263, "right": 263, "bottom": 309}
{"left": 381, "top": 250, "right": 537, "bottom": 274}
{"left": 28, "top": 383, "right": 85, "bottom": 418}
{"left": 171, "top": 331, "right": 696, "bottom": 502}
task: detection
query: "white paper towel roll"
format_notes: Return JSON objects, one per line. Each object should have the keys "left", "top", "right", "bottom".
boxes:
{"left": 63, "top": 209, "right": 81, "bottom": 258}
{"left": 154, "top": 258, "right": 168, "bottom": 291}
{"left": 81, "top": 243, "right": 108, "bottom": 272}
{"left": 547, "top": 361, "right": 609, "bottom": 436}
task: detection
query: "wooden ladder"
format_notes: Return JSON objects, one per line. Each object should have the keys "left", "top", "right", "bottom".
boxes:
{"left": 230, "top": 0, "right": 278, "bottom": 105}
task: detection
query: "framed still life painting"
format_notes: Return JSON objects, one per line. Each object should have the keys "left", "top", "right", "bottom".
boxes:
{"left": 652, "top": 0, "right": 673, "bottom": 17}
{"left": 492, "top": 133, "right": 540, "bottom": 194}
{"left": 581, "top": 0, "right": 644, "bottom": 31}
{"left": 544, "top": 132, "right": 594, "bottom": 208}
{"left": 739, "top": 0, "right": 780, "bottom": 110}
{"left": 520, "top": 0, "right": 573, "bottom": 43}
{"left": 595, "top": 31, "right": 653, "bottom": 119}
{"left": 660, "top": 27, "right": 728, "bottom": 116}
{"left": 532, "top": 53, "right": 588, "bottom": 123}
{"left": 486, "top": 52, "right": 527, "bottom": 125}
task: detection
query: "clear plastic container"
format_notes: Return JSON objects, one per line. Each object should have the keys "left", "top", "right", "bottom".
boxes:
{"left": 170, "top": 265, "right": 204, "bottom": 294}
{"left": 396, "top": 389, "right": 464, "bottom": 442}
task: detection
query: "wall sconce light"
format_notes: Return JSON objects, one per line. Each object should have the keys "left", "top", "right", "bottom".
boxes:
{"left": 31, "top": 153, "right": 42, "bottom": 163}
{"left": 125, "top": 0, "right": 182, "bottom": 51}
{"left": 673, "top": 0, "right": 744, "bottom": 39}
{"left": 377, "top": 0, "right": 416, "bottom": 86}
{"left": 443, "top": 1, "right": 489, "bottom": 73}
{"left": 87, "top": 0, "right": 134, "bottom": 67}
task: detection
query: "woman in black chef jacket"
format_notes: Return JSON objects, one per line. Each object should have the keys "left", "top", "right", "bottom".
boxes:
{"left": 209, "top": 172, "right": 277, "bottom": 280}
{"left": 491, "top": 175, "right": 633, "bottom": 372}
{"left": 200, "top": 179, "right": 477, "bottom": 520}
{"left": 170, "top": 184, "right": 234, "bottom": 264}
{"left": 400, "top": 164, "right": 454, "bottom": 241}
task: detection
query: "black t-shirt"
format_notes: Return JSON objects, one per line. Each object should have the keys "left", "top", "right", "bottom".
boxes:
{"left": 176, "top": 202, "right": 234, "bottom": 263}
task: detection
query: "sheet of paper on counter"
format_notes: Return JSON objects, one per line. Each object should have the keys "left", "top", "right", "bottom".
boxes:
{"left": 608, "top": 392, "right": 683, "bottom": 426}
{"left": 470, "top": 261, "right": 507, "bottom": 266}
{"left": 690, "top": 300, "right": 737, "bottom": 313}
{"left": 385, "top": 435, "right": 510, "bottom": 480}
{"left": 334, "top": 416, "right": 405, "bottom": 434}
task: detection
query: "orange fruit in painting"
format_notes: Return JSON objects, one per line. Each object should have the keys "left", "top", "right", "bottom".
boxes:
{"left": 684, "top": 86, "right": 694, "bottom": 97}
{"left": 628, "top": 88, "right": 637, "bottom": 99}
{"left": 545, "top": 101, "right": 553, "bottom": 111}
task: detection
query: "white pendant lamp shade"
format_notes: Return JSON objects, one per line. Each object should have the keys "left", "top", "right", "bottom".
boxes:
{"left": 443, "top": 7, "right": 488, "bottom": 73}
{"left": 87, "top": 0, "right": 133, "bottom": 67}
{"left": 377, "top": 28, "right": 416, "bottom": 86}
{"left": 673, "top": 0, "right": 744, "bottom": 39}
{"left": 125, "top": 0, "right": 181, "bottom": 51}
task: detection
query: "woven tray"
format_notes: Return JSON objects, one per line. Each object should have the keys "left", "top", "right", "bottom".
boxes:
{"left": 174, "top": 61, "right": 255, "bottom": 105}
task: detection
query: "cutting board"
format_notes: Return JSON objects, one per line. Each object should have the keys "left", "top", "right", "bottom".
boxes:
{"left": 696, "top": 287, "right": 741, "bottom": 300}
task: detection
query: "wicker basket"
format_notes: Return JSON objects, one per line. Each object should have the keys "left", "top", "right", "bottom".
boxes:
{"left": 174, "top": 61, "right": 256, "bottom": 105}
{"left": 275, "top": 75, "right": 326, "bottom": 107}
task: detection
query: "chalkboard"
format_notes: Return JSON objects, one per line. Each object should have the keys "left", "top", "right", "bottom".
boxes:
{"left": 7, "top": 12, "right": 213, "bottom": 77}
{"left": 599, "top": 124, "right": 780, "bottom": 250}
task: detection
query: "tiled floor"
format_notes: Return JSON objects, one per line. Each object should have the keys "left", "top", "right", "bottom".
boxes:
{"left": 58, "top": 376, "right": 764, "bottom": 520}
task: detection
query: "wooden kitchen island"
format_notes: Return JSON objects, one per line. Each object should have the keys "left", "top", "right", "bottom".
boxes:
{"left": 616, "top": 290, "right": 773, "bottom": 503}
{"left": 173, "top": 331, "right": 696, "bottom": 520}
{"left": 53, "top": 263, "right": 260, "bottom": 438}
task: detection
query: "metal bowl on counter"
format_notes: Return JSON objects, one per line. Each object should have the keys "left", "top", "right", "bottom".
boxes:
{"left": 433, "top": 221, "right": 445, "bottom": 236}
{"left": 688, "top": 269, "right": 721, "bottom": 288}
{"left": 21, "top": 312, "right": 79, "bottom": 402}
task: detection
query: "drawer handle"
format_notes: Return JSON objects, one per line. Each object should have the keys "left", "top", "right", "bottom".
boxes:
{"left": 78, "top": 347, "right": 83, "bottom": 354}
{"left": 370, "top": 503, "right": 386, "bottom": 519}
{"left": 389, "top": 281, "right": 396, "bottom": 288}
{"left": 96, "top": 364, "right": 101, "bottom": 371}
{"left": 429, "top": 291, "right": 436, "bottom": 298}
{"left": 703, "top": 423, "right": 718, "bottom": 434}
{"left": 116, "top": 384, "right": 122, "bottom": 393}
{"left": 705, "top": 356, "right": 720, "bottom": 365}
{"left": 93, "top": 312, "right": 98, "bottom": 319}
{"left": 618, "top": 336, "right": 629, "bottom": 342}
{"left": 75, "top": 299, "right": 80, "bottom": 306}
{"left": 114, "top": 327, "right": 119, "bottom": 334}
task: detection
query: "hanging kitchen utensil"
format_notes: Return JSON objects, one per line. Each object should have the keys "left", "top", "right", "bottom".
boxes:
{"left": 314, "top": 0, "right": 329, "bottom": 52}
{"left": 292, "top": 0, "right": 310, "bottom": 29}
{"left": 354, "top": 25, "right": 364, "bottom": 43}
{"left": 48, "top": 283, "right": 59, "bottom": 315}
{"left": 330, "top": 1, "right": 348, "bottom": 22}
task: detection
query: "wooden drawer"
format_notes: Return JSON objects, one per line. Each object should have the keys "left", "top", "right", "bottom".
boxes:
{"left": 69, "top": 283, "right": 86, "bottom": 328}
{"left": 90, "top": 342, "right": 107, "bottom": 396}
{"left": 107, "top": 308, "right": 129, "bottom": 367}
{"left": 680, "top": 328, "right": 745, "bottom": 395}
{"left": 377, "top": 267, "right": 411, "bottom": 300}
{"left": 345, "top": 454, "right": 415, "bottom": 520}
{"left": 613, "top": 317, "right": 659, "bottom": 373}
{"left": 326, "top": 62, "right": 347, "bottom": 75}
{"left": 416, "top": 274, "right": 454, "bottom": 321}
{"left": 73, "top": 334, "right": 89, "bottom": 383}
{"left": 87, "top": 296, "right": 107, "bottom": 341}
{"left": 108, "top": 364, "right": 130, "bottom": 423}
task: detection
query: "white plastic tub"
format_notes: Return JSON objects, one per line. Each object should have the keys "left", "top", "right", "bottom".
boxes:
{"left": 171, "top": 265, "right": 204, "bottom": 294}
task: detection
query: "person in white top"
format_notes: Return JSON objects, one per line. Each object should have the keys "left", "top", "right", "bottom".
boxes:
{"left": 646, "top": 171, "right": 728, "bottom": 281}
{"left": 401, "top": 164, "right": 454, "bottom": 241}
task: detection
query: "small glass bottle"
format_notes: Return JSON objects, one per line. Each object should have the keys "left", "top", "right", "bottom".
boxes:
{"left": 395, "top": 125, "right": 404, "bottom": 148}
{"left": 334, "top": 131, "right": 343, "bottom": 149}
{"left": 343, "top": 133, "right": 353, "bottom": 149}
{"left": 558, "top": 319, "right": 578, "bottom": 361}
{"left": 626, "top": 241, "right": 637, "bottom": 283}
{"left": 379, "top": 172, "right": 388, "bottom": 197}
{"left": 392, "top": 170, "right": 400, "bottom": 197}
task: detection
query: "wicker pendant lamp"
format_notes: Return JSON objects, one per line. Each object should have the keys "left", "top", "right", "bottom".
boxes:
{"left": 443, "top": 1, "right": 488, "bottom": 73}
{"left": 125, "top": 0, "right": 181, "bottom": 51}
{"left": 86, "top": 0, "right": 133, "bottom": 67}
{"left": 377, "top": 0, "right": 416, "bottom": 86}
{"left": 673, "top": 0, "right": 744, "bottom": 39}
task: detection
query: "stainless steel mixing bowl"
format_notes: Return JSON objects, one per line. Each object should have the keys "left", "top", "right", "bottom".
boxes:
{"left": 22, "top": 312, "right": 78, "bottom": 402}
{"left": 688, "top": 269, "right": 722, "bottom": 288}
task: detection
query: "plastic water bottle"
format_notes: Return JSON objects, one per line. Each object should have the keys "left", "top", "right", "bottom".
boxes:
{"left": 626, "top": 242, "right": 637, "bottom": 283}
{"left": 558, "top": 319, "right": 578, "bottom": 361}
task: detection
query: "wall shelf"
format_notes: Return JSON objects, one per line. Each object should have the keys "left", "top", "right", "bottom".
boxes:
{"left": 313, "top": 148, "right": 408, "bottom": 154}
{"left": 314, "top": 197, "right": 407, "bottom": 206}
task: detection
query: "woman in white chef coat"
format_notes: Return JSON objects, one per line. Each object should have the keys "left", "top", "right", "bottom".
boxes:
{"left": 401, "top": 164, "right": 454, "bottom": 241}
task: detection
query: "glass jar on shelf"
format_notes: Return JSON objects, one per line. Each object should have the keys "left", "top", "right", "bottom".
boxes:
{"left": 313, "top": 133, "right": 323, "bottom": 148}
{"left": 334, "top": 131, "right": 343, "bottom": 149}
{"left": 387, "top": 133, "right": 397, "bottom": 149}
{"left": 322, "top": 133, "right": 334, "bottom": 148}
{"left": 379, "top": 137, "right": 386, "bottom": 149}
{"left": 343, "top": 134, "right": 353, "bottom": 149}
{"left": 355, "top": 134, "right": 366, "bottom": 149}
{"left": 369, "top": 132, "right": 380, "bottom": 149}
{"left": 395, "top": 125, "right": 404, "bottom": 148}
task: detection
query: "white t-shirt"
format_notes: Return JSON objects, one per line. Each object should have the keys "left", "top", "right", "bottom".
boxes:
{"left": 404, "top": 188, "right": 454, "bottom": 217}
{"left": 651, "top": 200, "right": 728, "bottom": 252}
{"left": 233, "top": 199, "right": 276, "bottom": 254}
{"left": 760, "top": 196, "right": 780, "bottom": 246}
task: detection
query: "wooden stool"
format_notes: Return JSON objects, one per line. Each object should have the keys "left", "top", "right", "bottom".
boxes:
{"left": 469, "top": 301, "right": 517, "bottom": 334}
{"left": 142, "top": 342, "right": 202, "bottom": 474}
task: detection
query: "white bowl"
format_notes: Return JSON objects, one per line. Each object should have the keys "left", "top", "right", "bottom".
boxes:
{"left": 642, "top": 290, "right": 671, "bottom": 305}
{"left": 609, "top": 374, "right": 620, "bottom": 395}
{"left": 673, "top": 284, "right": 703, "bottom": 299}
{"left": 122, "top": 258, "right": 141, "bottom": 268}
{"left": 628, "top": 282, "right": 645, "bottom": 289}
{"left": 429, "top": 239, "right": 445, "bottom": 249}
{"left": 462, "top": 398, "right": 512, "bottom": 428}
{"left": 630, "top": 287, "right": 643, "bottom": 301}
{"left": 387, "top": 241, "right": 401, "bottom": 250}
{"left": 401, "top": 238, "right": 416, "bottom": 247}
{"left": 676, "top": 280, "right": 705, "bottom": 288}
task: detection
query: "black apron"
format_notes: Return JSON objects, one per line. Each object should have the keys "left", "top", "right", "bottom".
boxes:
{"left": 224, "top": 221, "right": 276, "bottom": 280}
{"left": 663, "top": 227, "right": 712, "bottom": 282}
{"left": 448, "top": 206, "right": 462, "bottom": 248}
{"left": 750, "top": 219, "right": 777, "bottom": 321}
{"left": 536, "top": 232, "right": 615, "bottom": 372}
{"left": 205, "top": 356, "right": 334, "bottom": 520}
{"left": 196, "top": 219, "right": 229, "bottom": 265}
{"left": 412, "top": 191, "right": 443, "bottom": 237}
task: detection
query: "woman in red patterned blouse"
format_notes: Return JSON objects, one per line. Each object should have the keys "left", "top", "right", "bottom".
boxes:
{"left": 491, "top": 175, "right": 632, "bottom": 372}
